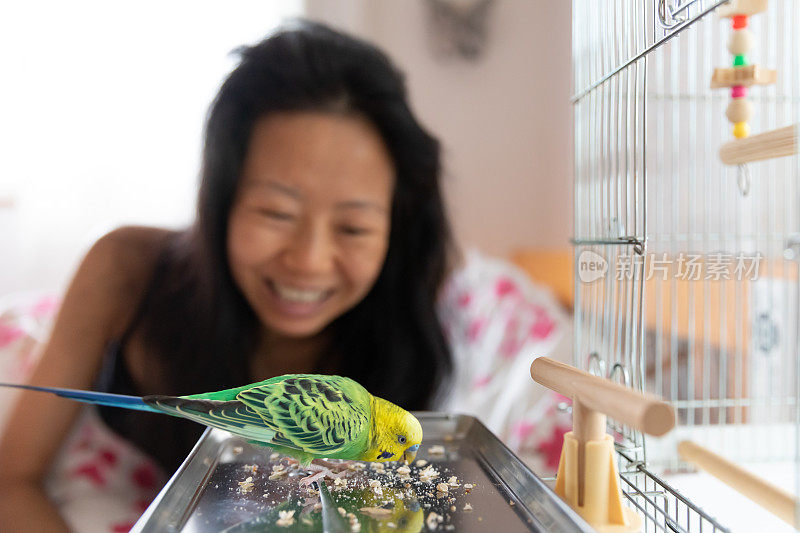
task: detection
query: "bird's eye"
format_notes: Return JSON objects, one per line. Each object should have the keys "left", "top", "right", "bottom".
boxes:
{"left": 397, "top": 435, "right": 407, "bottom": 444}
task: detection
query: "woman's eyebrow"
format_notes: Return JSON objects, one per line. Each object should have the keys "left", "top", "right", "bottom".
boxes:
{"left": 245, "top": 179, "right": 303, "bottom": 199}
{"left": 335, "top": 200, "right": 388, "bottom": 213}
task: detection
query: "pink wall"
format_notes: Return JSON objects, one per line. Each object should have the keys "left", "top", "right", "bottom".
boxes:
{"left": 305, "top": 0, "right": 573, "bottom": 256}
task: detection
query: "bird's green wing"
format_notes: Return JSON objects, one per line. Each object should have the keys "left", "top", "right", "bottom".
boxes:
{"left": 236, "top": 375, "right": 371, "bottom": 456}
{"left": 143, "top": 396, "right": 281, "bottom": 443}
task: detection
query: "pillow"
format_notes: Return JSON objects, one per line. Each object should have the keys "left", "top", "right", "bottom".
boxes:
{"left": 0, "top": 291, "right": 60, "bottom": 429}
{"left": 437, "top": 250, "right": 573, "bottom": 474}
{"left": 0, "top": 291, "right": 166, "bottom": 532}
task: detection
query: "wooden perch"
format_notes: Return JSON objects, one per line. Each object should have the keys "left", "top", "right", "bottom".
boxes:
{"left": 530, "top": 357, "right": 674, "bottom": 532}
{"left": 679, "top": 440, "right": 799, "bottom": 527}
{"left": 720, "top": 124, "right": 798, "bottom": 165}
{"left": 530, "top": 357, "right": 675, "bottom": 437}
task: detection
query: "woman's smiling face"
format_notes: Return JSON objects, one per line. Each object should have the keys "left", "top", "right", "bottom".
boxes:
{"left": 227, "top": 111, "right": 394, "bottom": 338}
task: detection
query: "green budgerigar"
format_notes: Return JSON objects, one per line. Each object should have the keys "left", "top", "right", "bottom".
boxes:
{"left": 0, "top": 374, "right": 423, "bottom": 467}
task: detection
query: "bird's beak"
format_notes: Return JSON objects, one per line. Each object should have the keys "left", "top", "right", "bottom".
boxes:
{"left": 404, "top": 444, "right": 420, "bottom": 464}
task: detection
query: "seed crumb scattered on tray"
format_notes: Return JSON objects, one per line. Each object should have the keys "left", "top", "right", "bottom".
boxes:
{"left": 426, "top": 511, "right": 444, "bottom": 530}
{"left": 428, "top": 445, "right": 446, "bottom": 455}
{"left": 359, "top": 507, "right": 393, "bottom": 519}
{"left": 269, "top": 464, "right": 288, "bottom": 480}
{"left": 237, "top": 476, "right": 254, "bottom": 493}
{"left": 436, "top": 482, "right": 449, "bottom": 494}
{"left": 344, "top": 511, "right": 361, "bottom": 532}
{"left": 276, "top": 510, "right": 295, "bottom": 527}
{"left": 419, "top": 464, "right": 439, "bottom": 483}
{"left": 369, "top": 479, "right": 383, "bottom": 496}
{"left": 415, "top": 459, "right": 428, "bottom": 467}
{"left": 232, "top": 446, "right": 243, "bottom": 455}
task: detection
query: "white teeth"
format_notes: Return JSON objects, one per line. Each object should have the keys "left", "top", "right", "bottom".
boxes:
{"left": 272, "top": 283, "right": 327, "bottom": 303}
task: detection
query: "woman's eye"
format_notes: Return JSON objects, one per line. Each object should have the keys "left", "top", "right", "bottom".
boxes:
{"left": 339, "top": 225, "right": 370, "bottom": 236}
{"left": 258, "top": 209, "right": 294, "bottom": 221}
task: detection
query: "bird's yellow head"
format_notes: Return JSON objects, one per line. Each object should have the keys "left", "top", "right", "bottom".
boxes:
{"left": 367, "top": 396, "right": 423, "bottom": 463}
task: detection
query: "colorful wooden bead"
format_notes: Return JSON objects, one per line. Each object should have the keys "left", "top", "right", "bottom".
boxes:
{"left": 732, "top": 15, "right": 749, "bottom": 29}
{"left": 727, "top": 29, "right": 754, "bottom": 55}
{"left": 733, "top": 54, "right": 747, "bottom": 66}
{"left": 733, "top": 121, "right": 751, "bottom": 139}
{"left": 726, "top": 98, "right": 754, "bottom": 123}
{"left": 731, "top": 85, "right": 747, "bottom": 98}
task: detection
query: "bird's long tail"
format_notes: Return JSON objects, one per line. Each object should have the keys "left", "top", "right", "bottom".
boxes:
{"left": 0, "top": 382, "right": 160, "bottom": 413}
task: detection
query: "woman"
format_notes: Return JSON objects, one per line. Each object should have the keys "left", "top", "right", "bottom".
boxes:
{"left": 0, "top": 21, "right": 453, "bottom": 531}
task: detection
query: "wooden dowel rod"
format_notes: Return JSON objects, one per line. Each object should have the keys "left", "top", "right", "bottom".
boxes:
{"left": 573, "top": 399, "right": 607, "bottom": 443}
{"left": 678, "top": 440, "right": 799, "bottom": 527}
{"left": 720, "top": 124, "right": 798, "bottom": 165}
{"left": 530, "top": 357, "right": 675, "bottom": 436}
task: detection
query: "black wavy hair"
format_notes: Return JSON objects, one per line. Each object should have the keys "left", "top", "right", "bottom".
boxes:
{"left": 138, "top": 20, "right": 453, "bottom": 410}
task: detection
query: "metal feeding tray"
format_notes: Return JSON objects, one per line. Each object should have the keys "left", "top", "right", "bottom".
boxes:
{"left": 132, "top": 413, "right": 593, "bottom": 532}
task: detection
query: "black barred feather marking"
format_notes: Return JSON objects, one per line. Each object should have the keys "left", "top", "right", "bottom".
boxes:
{"left": 323, "top": 388, "right": 342, "bottom": 402}
{"left": 297, "top": 379, "right": 314, "bottom": 392}
{"left": 284, "top": 383, "right": 301, "bottom": 395}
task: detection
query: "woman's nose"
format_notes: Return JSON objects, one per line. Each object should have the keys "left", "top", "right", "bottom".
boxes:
{"left": 282, "top": 222, "right": 334, "bottom": 275}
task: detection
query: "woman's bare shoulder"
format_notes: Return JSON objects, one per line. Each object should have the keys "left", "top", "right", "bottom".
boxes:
{"left": 78, "top": 226, "right": 177, "bottom": 333}
{"left": 95, "top": 225, "right": 174, "bottom": 257}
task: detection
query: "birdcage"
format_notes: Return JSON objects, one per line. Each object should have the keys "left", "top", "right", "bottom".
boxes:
{"left": 572, "top": 0, "right": 800, "bottom": 530}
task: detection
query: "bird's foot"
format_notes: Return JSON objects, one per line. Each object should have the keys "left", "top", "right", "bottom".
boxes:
{"left": 298, "top": 468, "right": 332, "bottom": 489}
{"left": 310, "top": 459, "right": 360, "bottom": 474}
{"left": 297, "top": 461, "right": 356, "bottom": 489}
{"left": 311, "top": 458, "right": 345, "bottom": 470}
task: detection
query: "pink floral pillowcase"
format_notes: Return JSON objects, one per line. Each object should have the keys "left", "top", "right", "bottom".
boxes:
{"left": 0, "top": 292, "right": 166, "bottom": 533}
{"left": 437, "top": 251, "right": 574, "bottom": 476}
